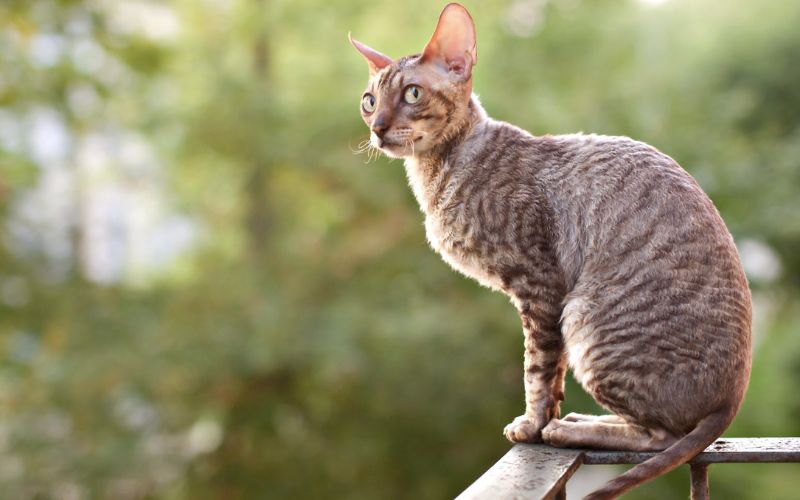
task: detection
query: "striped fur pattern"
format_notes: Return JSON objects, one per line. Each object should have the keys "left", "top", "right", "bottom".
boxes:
{"left": 351, "top": 4, "right": 751, "bottom": 498}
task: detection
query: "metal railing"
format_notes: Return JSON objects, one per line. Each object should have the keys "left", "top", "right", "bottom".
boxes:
{"left": 457, "top": 438, "right": 800, "bottom": 499}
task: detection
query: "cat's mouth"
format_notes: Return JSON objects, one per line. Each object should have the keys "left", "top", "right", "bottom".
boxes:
{"left": 379, "top": 135, "right": 423, "bottom": 150}
{"left": 379, "top": 137, "right": 419, "bottom": 148}
{"left": 372, "top": 129, "right": 425, "bottom": 158}
{"left": 379, "top": 139, "right": 423, "bottom": 159}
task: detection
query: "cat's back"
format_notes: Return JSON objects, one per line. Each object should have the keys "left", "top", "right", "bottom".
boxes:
{"left": 536, "top": 133, "right": 743, "bottom": 288}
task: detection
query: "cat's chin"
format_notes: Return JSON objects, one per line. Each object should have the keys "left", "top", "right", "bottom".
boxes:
{"left": 379, "top": 147, "right": 410, "bottom": 159}
{"left": 378, "top": 142, "right": 416, "bottom": 159}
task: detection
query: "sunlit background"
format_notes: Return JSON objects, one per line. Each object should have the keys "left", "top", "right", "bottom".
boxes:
{"left": 1, "top": 0, "right": 799, "bottom": 498}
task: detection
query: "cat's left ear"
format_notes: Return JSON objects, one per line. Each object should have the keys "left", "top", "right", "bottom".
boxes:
{"left": 422, "top": 3, "right": 477, "bottom": 81}
{"left": 349, "top": 32, "right": 393, "bottom": 77}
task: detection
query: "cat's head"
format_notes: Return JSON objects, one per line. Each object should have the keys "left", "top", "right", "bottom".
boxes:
{"left": 350, "top": 3, "right": 477, "bottom": 159}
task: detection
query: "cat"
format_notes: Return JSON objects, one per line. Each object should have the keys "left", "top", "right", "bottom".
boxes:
{"left": 349, "top": 3, "right": 752, "bottom": 499}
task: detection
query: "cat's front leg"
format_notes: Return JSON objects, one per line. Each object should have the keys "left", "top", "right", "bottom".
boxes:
{"left": 504, "top": 300, "right": 565, "bottom": 443}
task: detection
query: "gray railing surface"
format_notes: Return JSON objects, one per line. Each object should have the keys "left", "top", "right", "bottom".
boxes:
{"left": 457, "top": 438, "right": 800, "bottom": 500}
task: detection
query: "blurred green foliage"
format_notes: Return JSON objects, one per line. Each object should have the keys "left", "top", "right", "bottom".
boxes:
{"left": 1, "top": 0, "right": 799, "bottom": 498}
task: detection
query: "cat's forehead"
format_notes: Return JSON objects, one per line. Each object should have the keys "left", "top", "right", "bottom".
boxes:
{"left": 367, "top": 55, "right": 454, "bottom": 97}
{"left": 368, "top": 55, "right": 420, "bottom": 90}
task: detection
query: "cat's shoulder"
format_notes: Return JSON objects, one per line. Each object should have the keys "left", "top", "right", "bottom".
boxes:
{"left": 543, "top": 132, "right": 654, "bottom": 150}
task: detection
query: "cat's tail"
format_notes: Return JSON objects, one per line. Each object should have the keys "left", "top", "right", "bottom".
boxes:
{"left": 583, "top": 408, "right": 735, "bottom": 500}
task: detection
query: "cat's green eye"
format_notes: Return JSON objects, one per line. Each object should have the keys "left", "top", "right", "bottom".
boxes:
{"left": 362, "top": 94, "right": 376, "bottom": 113}
{"left": 404, "top": 85, "right": 422, "bottom": 104}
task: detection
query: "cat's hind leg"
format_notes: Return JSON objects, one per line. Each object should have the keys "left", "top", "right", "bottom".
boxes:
{"left": 562, "top": 413, "right": 627, "bottom": 424}
{"left": 541, "top": 418, "right": 678, "bottom": 451}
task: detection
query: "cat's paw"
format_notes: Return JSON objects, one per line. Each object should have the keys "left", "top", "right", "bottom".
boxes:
{"left": 562, "top": 412, "right": 594, "bottom": 422}
{"left": 503, "top": 415, "right": 545, "bottom": 443}
{"left": 541, "top": 418, "right": 569, "bottom": 447}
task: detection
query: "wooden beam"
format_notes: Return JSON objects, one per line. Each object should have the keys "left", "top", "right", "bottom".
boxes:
{"left": 582, "top": 437, "right": 800, "bottom": 465}
{"left": 690, "top": 463, "right": 710, "bottom": 500}
{"left": 457, "top": 438, "right": 800, "bottom": 499}
{"left": 456, "top": 445, "right": 584, "bottom": 500}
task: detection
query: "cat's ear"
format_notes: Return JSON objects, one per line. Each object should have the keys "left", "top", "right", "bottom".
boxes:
{"left": 349, "top": 32, "right": 393, "bottom": 77}
{"left": 421, "top": 3, "right": 477, "bottom": 81}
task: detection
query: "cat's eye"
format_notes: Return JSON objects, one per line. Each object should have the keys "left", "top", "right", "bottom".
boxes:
{"left": 362, "top": 94, "right": 376, "bottom": 114}
{"left": 404, "top": 85, "right": 422, "bottom": 104}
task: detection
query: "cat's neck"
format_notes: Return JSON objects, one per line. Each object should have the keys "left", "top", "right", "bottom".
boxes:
{"left": 421, "top": 94, "right": 486, "bottom": 164}
{"left": 404, "top": 94, "right": 487, "bottom": 212}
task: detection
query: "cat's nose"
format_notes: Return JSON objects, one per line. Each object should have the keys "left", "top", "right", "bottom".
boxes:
{"left": 371, "top": 114, "right": 390, "bottom": 139}
{"left": 372, "top": 124, "right": 388, "bottom": 139}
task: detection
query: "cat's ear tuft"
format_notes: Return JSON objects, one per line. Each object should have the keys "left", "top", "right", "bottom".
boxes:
{"left": 349, "top": 32, "right": 393, "bottom": 77}
{"left": 422, "top": 3, "right": 477, "bottom": 81}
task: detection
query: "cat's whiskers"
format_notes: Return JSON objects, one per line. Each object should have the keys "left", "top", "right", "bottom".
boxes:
{"left": 350, "top": 136, "right": 382, "bottom": 164}
{"left": 367, "top": 143, "right": 382, "bottom": 164}
{"left": 349, "top": 137, "right": 371, "bottom": 153}
{"left": 408, "top": 136, "right": 417, "bottom": 158}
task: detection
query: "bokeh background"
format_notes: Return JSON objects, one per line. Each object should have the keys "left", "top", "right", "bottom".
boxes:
{"left": 1, "top": 0, "right": 799, "bottom": 498}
